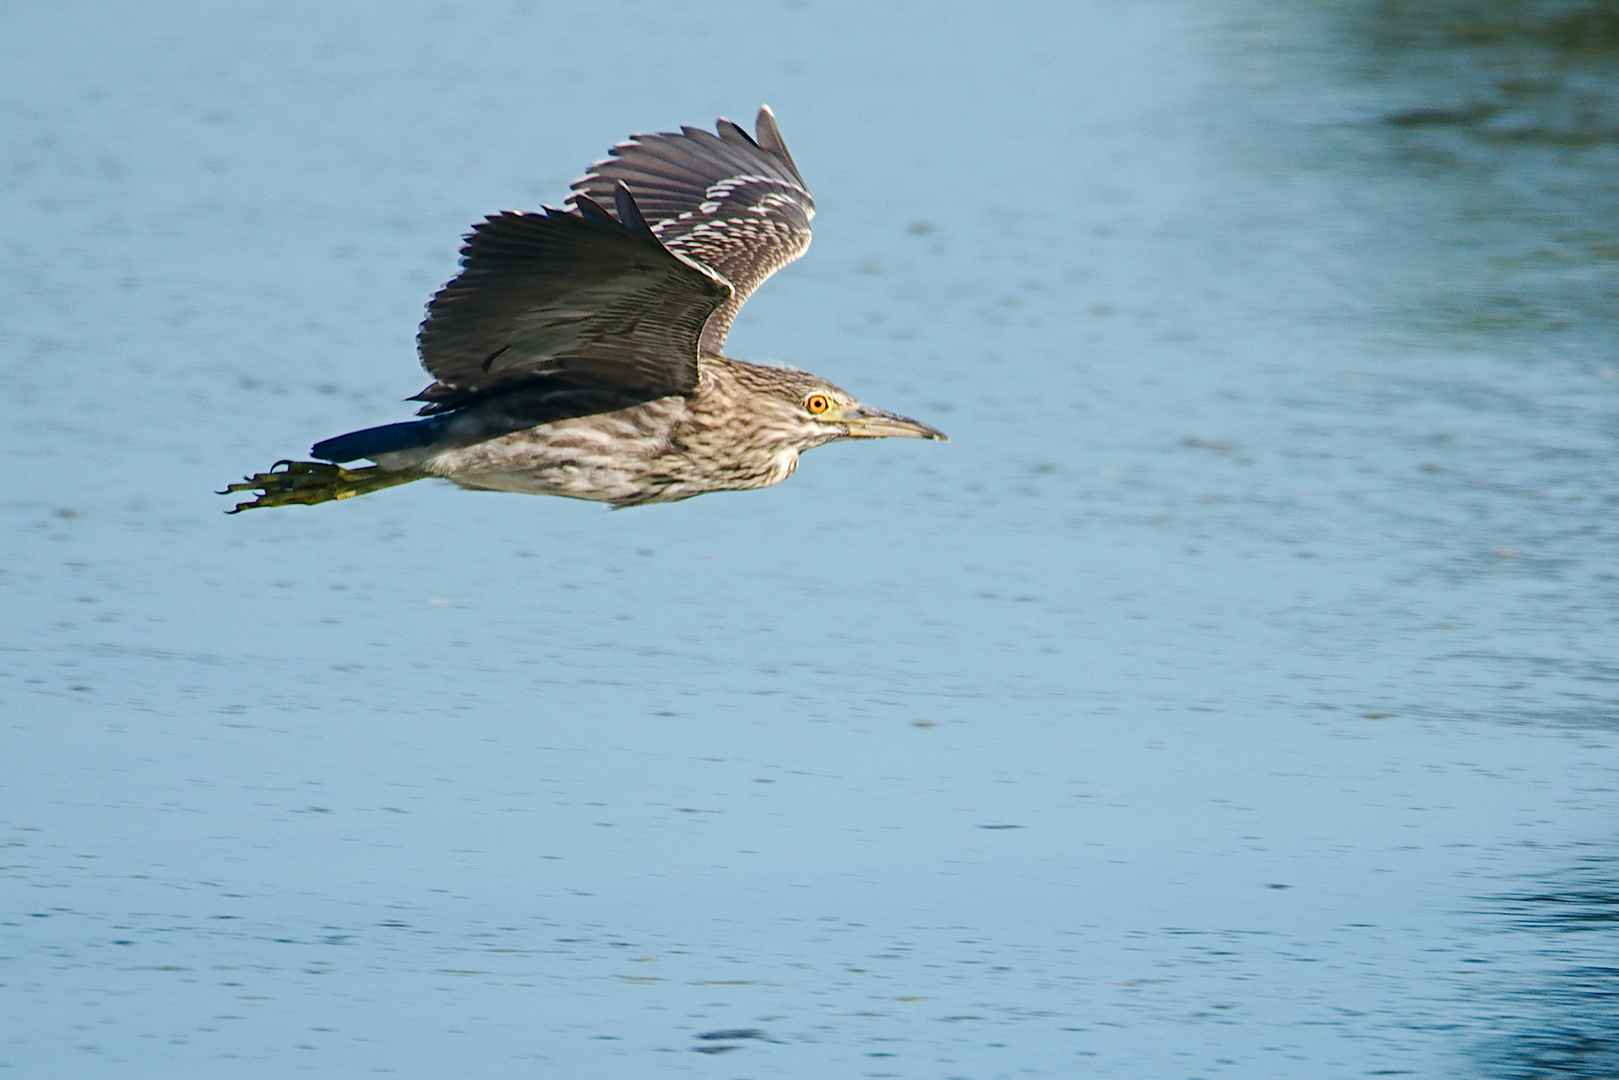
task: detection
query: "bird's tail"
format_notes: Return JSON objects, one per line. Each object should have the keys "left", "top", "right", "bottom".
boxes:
{"left": 221, "top": 460, "right": 426, "bottom": 513}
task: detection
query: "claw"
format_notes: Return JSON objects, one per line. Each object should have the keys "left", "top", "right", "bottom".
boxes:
{"left": 221, "top": 460, "right": 425, "bottom": 513}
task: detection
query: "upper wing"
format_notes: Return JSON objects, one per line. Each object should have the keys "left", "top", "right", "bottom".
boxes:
{"left": 569, "top": 106, "right": 814, "bottom": 356}
{"left": 413, "top": 187, "right": 731, "bottom": 414}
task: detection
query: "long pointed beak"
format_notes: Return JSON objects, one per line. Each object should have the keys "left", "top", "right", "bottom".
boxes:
{"left": 836, "top": 404, "right": 948, "bottom": 441}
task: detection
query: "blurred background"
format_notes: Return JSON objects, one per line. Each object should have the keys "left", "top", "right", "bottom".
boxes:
{"left": 3, "top": 1, "right": 1616, "bottom": 1076}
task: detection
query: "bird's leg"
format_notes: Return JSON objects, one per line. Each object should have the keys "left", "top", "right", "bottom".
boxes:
{"left": 221, "top": 460, "right": 426, "bottom": 513}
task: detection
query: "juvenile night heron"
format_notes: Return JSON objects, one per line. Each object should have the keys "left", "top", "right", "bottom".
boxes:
{"left": 224, "top": 107, "right": 945, "bottom": 513}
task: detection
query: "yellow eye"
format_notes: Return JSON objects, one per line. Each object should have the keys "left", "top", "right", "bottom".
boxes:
{"left": 805, "top": 394, "right": 832, "bottom": 415}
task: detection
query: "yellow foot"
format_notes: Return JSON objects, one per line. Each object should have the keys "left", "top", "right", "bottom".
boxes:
{"left": 220, "top": 460, "right": 423, "bottom": 513}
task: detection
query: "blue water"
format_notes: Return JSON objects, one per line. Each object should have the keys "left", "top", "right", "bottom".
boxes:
{"left": 4, "top": 2, "right": 1616, "bottom": 1076}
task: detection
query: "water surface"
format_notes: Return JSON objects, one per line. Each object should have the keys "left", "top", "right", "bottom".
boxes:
{"left": 3, "top": 1, "right": 1616, "bottom": 1076}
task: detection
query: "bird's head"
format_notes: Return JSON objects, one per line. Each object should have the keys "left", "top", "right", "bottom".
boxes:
{"left": 729, "top": 362, "right": 948, "bottom": 452}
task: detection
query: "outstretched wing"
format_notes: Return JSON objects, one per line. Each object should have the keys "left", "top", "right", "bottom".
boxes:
{"left": 570, "top": 105, "right": 814, "bottom": 356}
{"left": 412, "top": 187, "right": 731, "bottom": 414}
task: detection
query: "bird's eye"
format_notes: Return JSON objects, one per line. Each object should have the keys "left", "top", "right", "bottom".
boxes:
{"left": 805, "top": 394, "right": 832, "bottom": 415}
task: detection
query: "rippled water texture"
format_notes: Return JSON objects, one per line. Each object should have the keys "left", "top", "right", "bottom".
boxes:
{"left": 4, "top": 1, "right": 1616, "bottom": 1076}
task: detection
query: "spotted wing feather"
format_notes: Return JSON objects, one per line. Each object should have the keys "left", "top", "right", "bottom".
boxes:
{"left": 413, "top": 193, "right": 731, "bottom": 414}
{"left": 570, "top": 106, "right": 814, "bottom": 356}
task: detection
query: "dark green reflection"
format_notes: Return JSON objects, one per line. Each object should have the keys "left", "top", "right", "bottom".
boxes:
{"left": 1339, "top": 1, "right": 1619, "bottom": 341}
{"left": 1472, "top": 857, "right": 1619, "bottom": 1078}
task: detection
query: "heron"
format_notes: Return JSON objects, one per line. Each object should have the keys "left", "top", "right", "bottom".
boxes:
{"left": 223, "top": 106, "right": 945, "bottom": 513}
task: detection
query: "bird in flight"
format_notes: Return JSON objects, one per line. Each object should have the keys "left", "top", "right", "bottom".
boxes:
{"left": 224, "top": 106, "right": 945, "bottom": 513}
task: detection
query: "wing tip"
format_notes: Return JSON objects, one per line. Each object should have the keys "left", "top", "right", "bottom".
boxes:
{"left": 716, "top": 115, "right": 759, "bottom": 150}
{"left": 753, "top": 105, "right": 803, "bottom": 184}
{"left": 611, "top": 181, "right": 653, "bottom": 236}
